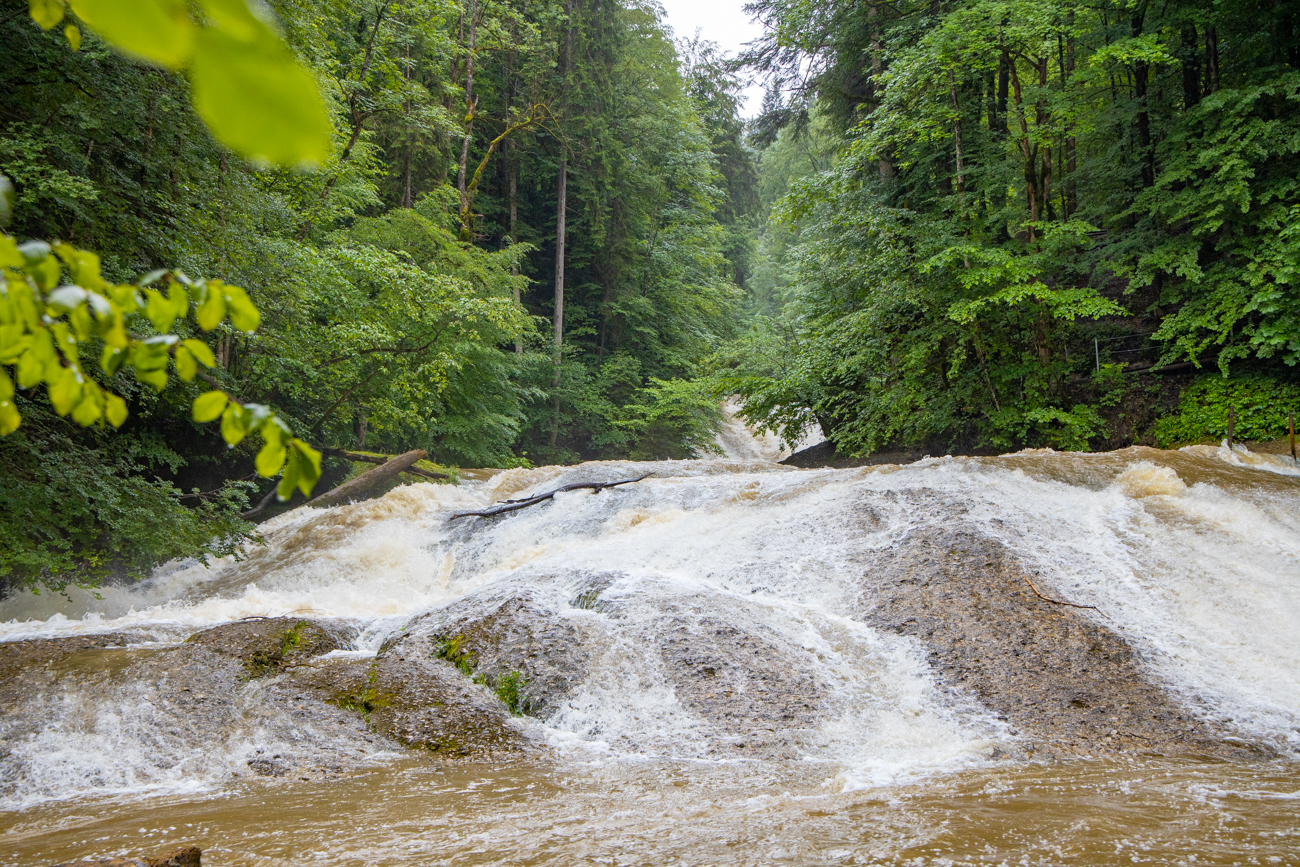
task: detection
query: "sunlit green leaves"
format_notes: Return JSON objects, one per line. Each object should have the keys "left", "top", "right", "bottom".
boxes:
{"left": 28, "top": 0, "right": 65, "bottom": 30}
{"left": 276, "top": 438, "right": 321, "bottom": 500}
{"left": 68, "top": 0, "right": 194, "bottom": 67}
{"left": 192, "top": 390, "right": 228, "bottom": 422}
{"left": 191, "top": 27, "right": 332, "bottom": 166}
{"left": 2, "top": 228, "right": 321, "bottom": 495}
{"left": 31, "top": 0, "right": 332, "bottom": 168}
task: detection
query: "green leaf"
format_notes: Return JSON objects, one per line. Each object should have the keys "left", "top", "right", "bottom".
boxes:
{"left": 277, "top": 447, "right": 301, "bottom": 500}
{"left": 175, "top": 345, "right": 197, "bottom": 381}
{"left": 32, "top": 255, "right": 62, "bottom": 291}
{"left": 181, "top": 338, "right": 216, "bottom": 367}
{"left": 0, "top": 400, "right": 19, "bottom": 435}
{"left": 189, "top": 27, "right": 332, "bottom": 166}
{"left": 29, "top": 0, "right": 65, "bottom": 30}
{"left": 16, "top": 348, "right": 44, "bottom": 389}
{"left": 105, "top": 392, "right": 128, "bottom": 427}
{"left": 68, "top": 0, "right": 196, "bottom": 69}
{"left": 220, "top": 401, "right": 248, "bottom": 445}
{"left": 168, "top": 283, "right": 189, "bottom": 320}
{"left": 223, "top": 284, "right": 260, "bottom": 332}
{"left": 195, "top": 283, "right": 226, "bottom": 330}
{"left": 0, "top": 369, "right": 11, "bottom": 402}
{"left": 135, "top": 365, "right": 168, "bottom": 391}
{"left": 48, "top": 367, "right": 80, "bottom": 416}
{"left": 255, "top": 440, "right": 287, "bottom": 477}
{"left": 65, "top": 23, "right": 80, "bottom": 50}
{"left": 101, "top": 344, "right": 126, "bottom": 375}
{"left": 71, "top": 385, "right": 102, "bottom": 426}
{"left": 45, "top": 285, "right": 88, "bottom": 312}
{"left": 192, "top": 389, "right": 227, "bottom": 422}
{"left": 290, "top": 438, "right": 322, "bottom": 496}
{"left": 145, "top": 288, "right": 179, "bottom": 333}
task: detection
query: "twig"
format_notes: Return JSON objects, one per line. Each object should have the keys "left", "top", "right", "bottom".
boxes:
{"left": 1022, "top": 574, "right": 1097, "bottom": 610}
{"left": 241, "top": 486, "right": 280, "bottom": 519}
{"left": 450, "top": 474, "right": 652, "bottom": 519}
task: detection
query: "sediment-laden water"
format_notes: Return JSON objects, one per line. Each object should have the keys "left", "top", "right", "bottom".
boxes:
{"left": 1, "top": 421, "right": 1297, "bottom": 866}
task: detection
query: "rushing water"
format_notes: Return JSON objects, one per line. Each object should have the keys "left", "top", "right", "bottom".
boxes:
{"left": 1, "top": 417, "right": 1298, "bottom": 866}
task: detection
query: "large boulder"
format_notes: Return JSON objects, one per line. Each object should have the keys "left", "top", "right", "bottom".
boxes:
{"left": 856, "top": 525, "right": 1262, "bottom": 759}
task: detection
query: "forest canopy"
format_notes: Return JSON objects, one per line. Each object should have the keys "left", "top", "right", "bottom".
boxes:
{"left": 727, "top": 0, "right": 1300, "bottom": 455}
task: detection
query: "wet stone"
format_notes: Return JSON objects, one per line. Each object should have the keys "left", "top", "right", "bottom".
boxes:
{"left": 185, "top": 617, "right": 357, "bottom": 677}
{"left": 855, "top": 524, "right": 1266, "bottom": 760}
{"left": 367, "top": 632, "right": 535, "bottom": 756}
{"left": 401, "top": 588, "right": 597, "bottom": 720}
{"left": 658, "top": 616, "right": 824, "bottom": 734}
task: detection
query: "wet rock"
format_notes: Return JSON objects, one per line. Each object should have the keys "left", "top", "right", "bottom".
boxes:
{"left": 0, "top": 626, "right": 392, "bottom": 802}
{"left": 401, "top": 589, "right": 596, "bottom": 719}
{"left": 659, "top": 616, "right": 823, "bottom": 733}
{"left": 51, "top": 844, "right": 200, "bottom": 867}
{"left": 857, "top": 527, "right": 1263, "bottom": 760}
{"left": 363, "top": 630, "right": 535, "bottom": 756}
{"left": 185, "top": 617, "right": 356, "bottom": 677}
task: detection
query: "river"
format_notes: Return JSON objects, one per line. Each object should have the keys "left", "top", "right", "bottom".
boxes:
{"left": 1, "top": 418, "right": 1297, "bottom": 865}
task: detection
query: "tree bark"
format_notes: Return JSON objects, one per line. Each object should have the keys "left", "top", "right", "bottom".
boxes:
{"left": 456, "top": 0, "right": 480, "bottom": 238}
{"left": 307, "top": 449, "right": 429, "bottom": 509}
{"left": 868, "top": 4, "right": 893, "bottom": 181}
{"left": 551, "top": 1, "right": 575, "bottom": 449}
{"left": 1132, "top": 8, "right": 1154, "bottom": 188}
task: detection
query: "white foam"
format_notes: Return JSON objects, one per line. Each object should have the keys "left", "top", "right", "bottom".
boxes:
{"left": 2, "top": 433, "right": 1297, "bottom": 807}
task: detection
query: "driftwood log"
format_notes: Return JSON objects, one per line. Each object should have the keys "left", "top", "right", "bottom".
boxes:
{"left": 306, "top": 449, "right": 429, "bottom": 509}
{"left": 243, "top": 449, "right": 447, "bottom": 518}
{"left": 321, "top": 447, "right": 448, "bottom": 481}
{"left": 450, "top": 474, "right": 652, "bottom": 520}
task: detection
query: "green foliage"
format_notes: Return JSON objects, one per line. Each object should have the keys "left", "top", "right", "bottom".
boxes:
{"left": 32, "top": 0, "right": 331, "bottom": 166}
{"left": 731, "top": 0, "right": 1300, "bottom": 456}
{"left": 0, "top": 401, "right": 256, "bottom": 592}
{"left": 0, "top": 230, "right": 320, "bottom": 499}
{"left": 494, "top": 670, "right": 526, "bottom": 716}
{"left": 1153, "top": 375, "right": 1300, "bottom": 448}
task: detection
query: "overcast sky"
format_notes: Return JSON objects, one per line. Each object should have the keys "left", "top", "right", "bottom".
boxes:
{"left": 655, "top": 0, "right": 766, "bottom": 115}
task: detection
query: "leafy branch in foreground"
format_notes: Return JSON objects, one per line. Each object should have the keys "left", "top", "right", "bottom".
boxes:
{"left": 27, "top": 0, "right": 332, "bottom": 166}
{"left": 0, "top": 230, "right": 320, "bottom": 500}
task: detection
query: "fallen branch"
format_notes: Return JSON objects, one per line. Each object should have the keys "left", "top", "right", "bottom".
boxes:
{"left": 307, "top": 449, "right": 428, "bottom": 509}
{"left": 322, "top": 447, "right": 448, "bottom": 481}
{"left": 241, "top": 486, "right": 280, "bottom": 519}
{"left": 450, "top": 474, "right": 652, "bottom": 519}
{"left": 1023, "top": 574, "right": 1097, "bottom": 610}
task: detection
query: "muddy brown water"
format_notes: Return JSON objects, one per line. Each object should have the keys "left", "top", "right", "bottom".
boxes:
{"left": 2, "top": 428, "right": 1298, "bottom": 865}
{"left": 3, "top": 758, "right": 1299, "bottom": 865}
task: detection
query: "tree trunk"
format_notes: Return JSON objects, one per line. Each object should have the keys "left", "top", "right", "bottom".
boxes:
{"left": 868, "top": 4, "right": 893, "bottom": 181}
{"left": 550, "top": 0, "right": 575, "bottom": 449}
{"left": 1132, "top": 8, "right": 1154, "bottom": 188}
{"left": 456, "top": 0, "right": 479, "bottom": 237}
{"left": 307, "top": 449, "right": 428, "bottom": 509}
{"left": 551, "top": 153, "right": 567, "bottom": 448}
{"left": 948, "top": 70, "right": 965, "bottom": 194}
{"left": 1182, "top": 23, "right": 1201, "bottom": 110}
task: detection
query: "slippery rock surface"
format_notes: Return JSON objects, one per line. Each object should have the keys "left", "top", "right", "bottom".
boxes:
{"left": 184, "top": 616, "right": 356, "bottom": 676}
{"left": 856, "top": 526, "right": 1258, "bottom": 760}
{"left": 399, "top": 579, "right": 602, "bottom": 719}
{"left": 0, "top": 624, "right": 392, "bottom": 799}
{"left": 51, "top": 844, "right": 201, "bottom": 867}
{"left": 396, "top": 570, "right": 835, "bottom": 758}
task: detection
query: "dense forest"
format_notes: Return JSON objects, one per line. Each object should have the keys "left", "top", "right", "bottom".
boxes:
{"left": 2, "top": 0, "right": 1298, "bottom": 590}
{"left": 728, "top": 0, "right": 1300, "bottom": 454}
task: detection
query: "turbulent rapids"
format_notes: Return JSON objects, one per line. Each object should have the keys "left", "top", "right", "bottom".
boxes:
{"left": 2, "top": 419, "right": 1299, "bottom": 866}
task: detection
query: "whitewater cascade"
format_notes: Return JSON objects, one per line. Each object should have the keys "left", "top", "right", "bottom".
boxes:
{"left": 1, "top": 416, "right": 1298, "bottom": 865}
